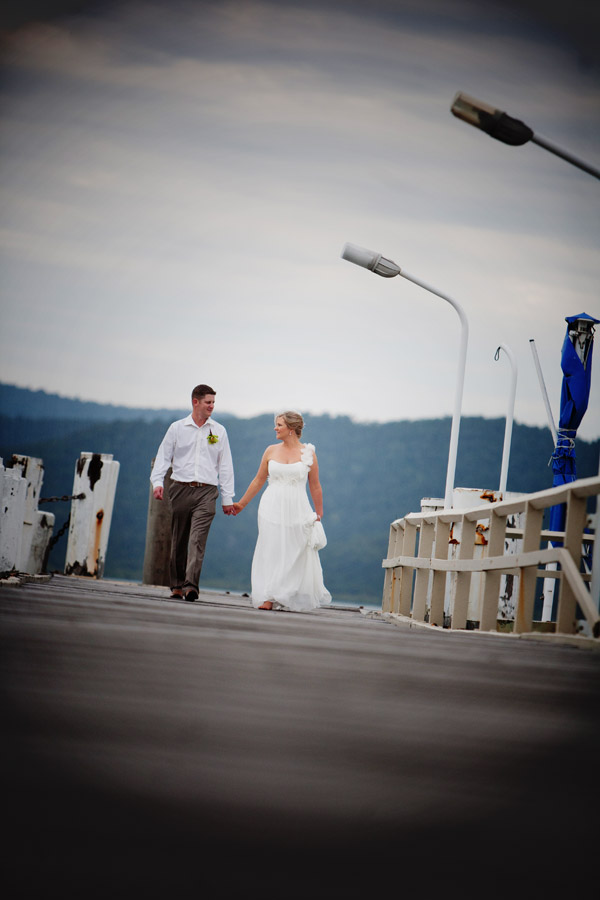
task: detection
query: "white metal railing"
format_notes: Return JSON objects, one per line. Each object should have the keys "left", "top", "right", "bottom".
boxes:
{"left": 382, "top": 475, "right": 600, "bottom": 639}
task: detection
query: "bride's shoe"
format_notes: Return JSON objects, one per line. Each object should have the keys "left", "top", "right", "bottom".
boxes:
{"left": 258, "top": 601, "right": 274, "bottom": 610}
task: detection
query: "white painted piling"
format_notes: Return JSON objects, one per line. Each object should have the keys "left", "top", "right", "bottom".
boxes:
{"left": 11, "top": 455, "right": 56, "bottom": 575}
{"left": 64, "top": 452, "right": 120, "bottom": 578}
{"left": 0, "top": 458, "right": 27, "bottom": 574}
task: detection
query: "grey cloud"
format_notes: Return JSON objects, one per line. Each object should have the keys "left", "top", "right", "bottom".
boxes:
{"left": 1, "top": 0, "right": 598, "bottom": 435}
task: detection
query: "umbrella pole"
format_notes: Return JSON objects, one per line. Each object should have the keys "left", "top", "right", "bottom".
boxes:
{"left": 495, "top": 343, "right": 517, "bottom": 496}
{"left": 529, "top": 339, "right": 557, "bottom": 445}
{"left": 529, "top": 340, "right": 559, "bottom": 620}
{"left": 592, "top": 455, "right": 600, "bottom": 613}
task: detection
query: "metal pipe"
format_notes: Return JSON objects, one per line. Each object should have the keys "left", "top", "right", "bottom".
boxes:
{"left": 400, "top": 270, "right": 469, "bottom": 509}
{"left": 592, "top": 454, "right": 600, "bottom": 613}
{"left": 529, "top": 339, "right": 557, "bottom": 445}
{"left": 531, "top": 133, "right": 600, "bottom": 180}
{"left": 530, "top": 337, "right": 559, "bottom": 622}
{"left": 494, "top": 343, "right": 517, "bottom": 496}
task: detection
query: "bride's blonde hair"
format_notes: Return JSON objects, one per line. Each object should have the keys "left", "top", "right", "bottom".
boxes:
{"left": 275, "top": 410, "right": 304, "bottom": 437}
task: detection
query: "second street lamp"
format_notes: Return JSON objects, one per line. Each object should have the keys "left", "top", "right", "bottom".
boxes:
{"left": 493, "top": 343, "right": 518, "bottom": 497}
{"left": 451, "top": 91, "right": 600, "bottom": 180}
{"left": 341, "top": 242, "right": 469, "bottom": 509}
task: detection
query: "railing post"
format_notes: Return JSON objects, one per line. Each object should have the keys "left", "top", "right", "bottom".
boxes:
{"left": 499, "top": 510, "right": 523, "bottom": 622}
{"left": 555, "top": 490, "right": 587, "bottom": 634}
{"left": 396, "top": 520, "right": 417, "bottom": 616}
{"left": 382, "top": 524, "right": 396, "bottom": 614}
{"left": 383, "top": 521, "right": 402, "bottom": 613}
{"left": 480, "top": 509, "right": 508, "bottom": 631}
{"left": 64, "top": 453, "right": 120, "bottom": 578}
{"left": 0, "top": 458, "right": 27, "bottom": 575}
{"left": 10, "top": 455, "right": 56, "bottom": 575}
{"left": 451, "top": 488, "right": 497, "bottom": 623}
{"left": 412, "top": 520, "right": 434, "bottom": 622}
{"left": 430, "top": 517, "right": 451, "bottom": 626}
{"left": 514, "top": 501, "right": 544, "bottom": 634}
{"left": 450, "top": 515, "right": 477, "bottom": 629}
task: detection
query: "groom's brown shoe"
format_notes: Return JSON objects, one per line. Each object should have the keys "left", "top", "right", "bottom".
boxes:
{"left": 184, "top": 589, "right": 198, "bottom": 602}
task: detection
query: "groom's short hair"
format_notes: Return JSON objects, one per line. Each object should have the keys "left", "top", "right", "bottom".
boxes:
{"left": 192, "top": 384, "right": 216, "bottom": 402}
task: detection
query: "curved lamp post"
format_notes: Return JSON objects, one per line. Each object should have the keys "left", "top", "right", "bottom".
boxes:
{"left": 494, "top": 343, "right": 517, "bottom": 496}
{"left": 341, "top": 242, "right": 469, "bottom": 509}
{"left": 451, "top": 92, "right": 600, "bottom": 180}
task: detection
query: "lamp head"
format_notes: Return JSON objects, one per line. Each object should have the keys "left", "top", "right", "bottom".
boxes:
{"left": 341, "top": 242, "right": 401, "bottom": 278}
{"left": 451, "top": 91, "right": 533, "bottom": 146}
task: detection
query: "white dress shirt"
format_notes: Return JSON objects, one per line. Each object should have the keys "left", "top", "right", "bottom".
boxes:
{"left": 150, "top": 414, "right": 235, "bottom": 505}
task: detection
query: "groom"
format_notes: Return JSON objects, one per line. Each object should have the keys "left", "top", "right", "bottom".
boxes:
{"left": 150, "top": 384, "right": 235, "bottom": 601}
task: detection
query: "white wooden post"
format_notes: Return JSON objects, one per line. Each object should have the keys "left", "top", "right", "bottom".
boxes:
{"left": 498, "top": 509, "right": 523, "bottom": 621}
{"left": 451, "top": 515, "right": 477, "bottom": 629}
{"left": 420, "top": 496, "right": 444, "bottom": 614}
{"left": 514, "top": 500, "right": 544, "bottom": 634}
{"left": 451, "top": 488, "right": 490, "bottom": 622}
{"left": 430, "top": 518, "right": 451, "bottom": 626}
{"left": 412, "top": 520, "right": 434, "bottom": 622}
{"left": 397, "top": 520, "right": 417, "bottom": 616}
{"left": 480, "top": 508, "right": 508, "bottom": 631}
{"left": 11, "top": 455, "right": 56, "bottom": 575}
{"left": 382, "top": 521, "right": 400, "bottom": 614}
{"left": 555, "top": 490, "right": 587, "bottom": 635}
{"left": 65, "top": 453, "right": 120, "bottom": 578}
{"left": 0, "top": 458, "right": 27, "bottom": 575}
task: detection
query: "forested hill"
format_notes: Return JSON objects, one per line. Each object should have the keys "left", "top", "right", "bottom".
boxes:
{"left": 1, "top": 386, "right": 598, "bottom": 606}
{"left": 0, "top": 383, "right": 191, "bottom": 422}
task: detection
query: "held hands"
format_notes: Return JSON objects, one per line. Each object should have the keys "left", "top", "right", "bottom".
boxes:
{"left": 154, "top": 488, "right": 239, "bottom": 516}
{"left": 224, "top": 503, "right": 245, "bottom": 516}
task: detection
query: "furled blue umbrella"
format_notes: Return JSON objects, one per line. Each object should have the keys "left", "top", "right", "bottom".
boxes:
{"left": 549, "top": 312, "right": 599, "bottom": 535}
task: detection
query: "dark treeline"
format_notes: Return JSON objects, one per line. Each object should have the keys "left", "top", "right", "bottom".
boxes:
{"left": 0, "top": 382, "right": 192, "bottom": 423}
{"left": 1, "top": 389, "right": 598, "bottom": 605}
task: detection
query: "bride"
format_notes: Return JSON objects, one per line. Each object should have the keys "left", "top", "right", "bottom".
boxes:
{"left": 232, "top": 411, "right": 332, "bottom": 611}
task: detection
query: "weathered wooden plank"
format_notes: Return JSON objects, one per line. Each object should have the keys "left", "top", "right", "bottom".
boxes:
{"left": 1, "top": 574, "right": 599, "bottom": 898}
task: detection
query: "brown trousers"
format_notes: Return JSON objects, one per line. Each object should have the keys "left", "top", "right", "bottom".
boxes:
{"left": 168, "top": 481, "right": 219, "bottom": 592}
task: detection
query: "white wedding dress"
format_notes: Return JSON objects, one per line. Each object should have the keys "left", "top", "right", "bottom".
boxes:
{"left": 251, "top": 443, "right": 332, "bottom": 611}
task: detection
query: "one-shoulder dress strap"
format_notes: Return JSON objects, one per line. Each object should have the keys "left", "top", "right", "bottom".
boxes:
{"left": 301, "top": 443, "right": 315, "bottom": 467}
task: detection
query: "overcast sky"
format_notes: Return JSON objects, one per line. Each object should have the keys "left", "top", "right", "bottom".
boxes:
{"left": 1, "top": 0, "right": 599, "bottom": 441}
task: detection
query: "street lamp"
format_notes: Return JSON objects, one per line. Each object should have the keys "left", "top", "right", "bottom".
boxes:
{"left": 451, "top": 91, "right": 600, "bottom": 180}
{"left": 341, "top": 242, "right": 469, "bottom": 509}
{"left": 493, "top": 343, "right": 517, "bottom": 496}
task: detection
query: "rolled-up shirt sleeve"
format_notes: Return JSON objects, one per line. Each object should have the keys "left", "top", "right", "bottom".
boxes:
{"left": 150, "top": 424, "right": 176, "bottom": 488}
{"left": 217, "top": 431, "right": 235, "bottom": 505}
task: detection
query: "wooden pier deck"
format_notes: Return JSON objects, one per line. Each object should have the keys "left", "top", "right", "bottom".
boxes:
{"left": 1, "top": 575, "right": 599, "bottom": 898}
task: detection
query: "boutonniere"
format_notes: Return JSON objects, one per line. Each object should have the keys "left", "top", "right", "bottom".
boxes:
{"left": 207, "top": 430, "right": 219, "bottom": 444}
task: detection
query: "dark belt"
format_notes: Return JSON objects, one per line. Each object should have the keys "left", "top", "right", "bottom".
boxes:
{"left": 188, "top": 481, "right": 214, "bottom": 488}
